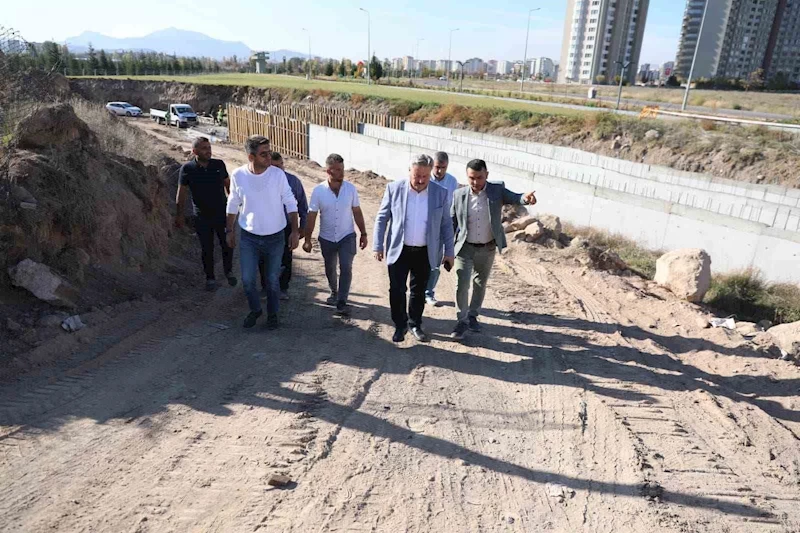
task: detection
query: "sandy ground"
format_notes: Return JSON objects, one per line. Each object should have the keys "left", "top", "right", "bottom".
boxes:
{"left": 1, "top": 121, "right": 799, "bottom": 533}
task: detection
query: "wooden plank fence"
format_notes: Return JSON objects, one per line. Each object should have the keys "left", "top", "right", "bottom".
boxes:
{"left": 227, "top": 105, "right": 309, "bottom": 159}
{"left": 264, "top": 102, "right": 403, "bottom": 131}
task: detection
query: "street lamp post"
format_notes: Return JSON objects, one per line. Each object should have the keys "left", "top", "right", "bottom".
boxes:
{"left": 521, "top": 7, "right": 541, "bottom": 93}
{"left": 615, "top": 61, "right": 631, "bottom": 110}
{"left": 359, "top": 8, "right": 371, "bottom": 85}
{"left": 682, "top": 0, "right": 709, "bottom": 111}
{"left": 301, "top": 28, "right": 311, "bottom": 80}
{"left": 456, "top": 61, "right": 465, "bottom": 92}
{"left": 414, "top": 38, "right": 424, "bottom": 79}
{"left": 447, "top": 28, "right": 459, "bottom": 88}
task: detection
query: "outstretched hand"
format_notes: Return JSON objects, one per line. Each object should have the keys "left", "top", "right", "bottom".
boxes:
{"left": 523, "top": 191, "right": 537, "bottom": 206}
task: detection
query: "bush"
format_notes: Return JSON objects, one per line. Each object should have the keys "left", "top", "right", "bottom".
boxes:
{"left": 704, "top": 270, "right": 800, "bottom": 324}
{"left": 563, "top": 223, "right": 661, "bottom": 278}
{"left": 589, "top": 113, "right": 619, "bottom": 140}
{"left": 700, "top": 119, "right": 717, "bottom": 131}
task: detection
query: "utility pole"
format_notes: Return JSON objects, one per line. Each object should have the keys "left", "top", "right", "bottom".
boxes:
{"left": 447, "top": 28, "right": 459, "bottom": 88}
{"left": 521, "top": 7, "right": 541, "bottom": 93}
{"left": 682, "top": 0, "right": 709, "bottom": 111}
{"left": 456, "top": 61, "right": 465, "bottom": 91}
{"left": 302, "top": 28, "right": 311, "bottom": 80}
{"left": 414, "top": 38, "right": 424, "bottom": 79}
{"left": 615, "top": 61, "right": 631, "bottom": 110}
{"left": 360, "top": 8, "right": 371, "bottom": 85}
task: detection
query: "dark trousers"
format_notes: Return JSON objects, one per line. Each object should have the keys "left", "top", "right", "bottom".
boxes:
{"left": 195, "top": 216, "right": 232, "bottom": 280}
{"left": 259, "top": 226, "right": 293, "bottom": 291}
{"left": 388, "top": 246, "right": 431, "bottom": 330}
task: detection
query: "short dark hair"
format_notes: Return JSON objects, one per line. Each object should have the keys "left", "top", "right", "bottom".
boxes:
{"left": 466, "top": 159, "right": 488, "bottom": 172}
{"left": 192, "top": 136, "right": 210, "bottom": 149}
{"left": 245, "top": 135, "right": 270, "bottom": 156}
{"left": 325, "top": 153, "right": 344, "bottom": 167}
{"left": 434, "top": 151, "right": 449, "bottom": 164}
{"left": 271, "top": 151, "right": 283, "bottom": 161}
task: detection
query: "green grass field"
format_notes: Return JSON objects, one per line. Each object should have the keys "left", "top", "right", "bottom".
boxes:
{"left": 75, "top": 74, "right": 591, "bottom": 117}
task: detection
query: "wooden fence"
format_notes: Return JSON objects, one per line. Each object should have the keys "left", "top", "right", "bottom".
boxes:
{"left": 264, "top": 102, "right": 403, "bottom": 131}
{"left": 226, "top": 105, "right": 309, "bottom": 159}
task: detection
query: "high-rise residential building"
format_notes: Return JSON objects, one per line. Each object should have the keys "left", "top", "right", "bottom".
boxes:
{"left": 402, "top": 56, "right": 414, "bottom": 71}
{"left": 674, "top": 0, "right": 800, "bottom": 82}
{"left": 435, "top": 59, "right": 452, "bottom": 73}
{"left": 661, "top": 61, "right": 675, "bottom": 79}
{"left": 497, "top": 60, "right": 514, "bottom": 75}
{"left": 487, "top": 60, "right": 498, "bottom": 75}
{"left": 558, "top": 0, "right": 650, "bottom": 84}
{"left": 535, "top": 57, "right": 555, "bottom": 77}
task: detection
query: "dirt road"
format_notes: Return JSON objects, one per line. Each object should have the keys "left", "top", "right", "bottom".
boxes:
{"left": 1, "top": 121, "right": 799, "bottom": 532}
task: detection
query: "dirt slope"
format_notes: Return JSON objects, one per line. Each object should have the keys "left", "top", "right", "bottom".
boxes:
{"left": 0, "top": 122, "right": 798, "bottom": 533}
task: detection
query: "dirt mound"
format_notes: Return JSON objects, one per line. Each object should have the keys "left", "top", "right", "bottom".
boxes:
{"left": 1, "top": 103, "right": 174, "bottom": 294}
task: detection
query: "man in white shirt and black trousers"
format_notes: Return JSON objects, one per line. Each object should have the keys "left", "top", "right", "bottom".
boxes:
{"left": 226, "top": 136, "right": 300, "bottom": 330}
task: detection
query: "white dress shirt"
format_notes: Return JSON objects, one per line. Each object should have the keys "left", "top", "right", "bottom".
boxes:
{"left": 226, "top": 164, "right": 298, "bottom": 236}
{"left": 466, "top": 187, "right": 493, "bottom": 244}
{"left": 309, "top": 181, "right": 360, "bottom": 243}
{"left": 404, "top": 184, "right": 429, "bottom": 247}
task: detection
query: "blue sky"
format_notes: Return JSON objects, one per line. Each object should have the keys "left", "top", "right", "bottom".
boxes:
{"left": 6, "top": 0, "right": 683, "bottom": 66}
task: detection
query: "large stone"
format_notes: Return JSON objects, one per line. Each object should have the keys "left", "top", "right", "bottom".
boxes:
{"left": 524, "top": 220, "right": 545, "bottom": 241}
{"left": 645, "top": 129, "right": 661, "bottom": 140}
{"left": 767, "top": 321, "right": 800, "bottom": 357}
{"left": 506, "top": 215, "right": 537, "bottom": 232}
{"left": 538, "top": 214, "right": 562, "bottom": 240}
{"left": 654, "top": 249, "right": 712, "bottom": 303}
{"left": 8, "top": 259, "right": 79, "bottom": 308}
{"left": 502, "top": 203, "right": 528, "bottom": 223}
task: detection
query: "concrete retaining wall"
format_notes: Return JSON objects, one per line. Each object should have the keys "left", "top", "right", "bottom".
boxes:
{"left": 310, "top": 124, "right": 800, "bottom": 283}
{"left": 384, "top": 122, "right": 800, "bottom": 232}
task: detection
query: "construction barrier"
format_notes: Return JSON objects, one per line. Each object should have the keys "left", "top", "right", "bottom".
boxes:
{"left": 227, "top": 105, "right": 309, "bottom": 159}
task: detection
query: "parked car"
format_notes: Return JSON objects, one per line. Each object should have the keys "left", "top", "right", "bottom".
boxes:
{"left": 150, "top": 103, "right": 198, "bottom": 128}
{"left": 105, "top": 102, "right": 142, "bottom": 117}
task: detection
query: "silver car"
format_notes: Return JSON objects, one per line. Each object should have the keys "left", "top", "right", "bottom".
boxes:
{"left": 105, "top": 102, "right": 142, "bottom": 117}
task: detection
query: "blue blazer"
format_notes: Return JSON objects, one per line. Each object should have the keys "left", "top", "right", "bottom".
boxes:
{"left": 373, "top": 179, "right": 455, "bottom": 269}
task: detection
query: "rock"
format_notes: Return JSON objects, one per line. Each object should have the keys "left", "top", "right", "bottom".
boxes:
{"left": 61, "top": 315, "right": 86, "bottom": 333}
{"left": 645, "top": 129, "right": 661, "bottom": 140}
{"left": 8, "top": 259, "right": 79, "bottom": 308}
{"left": 757, "top": 319, "right": 773, "bottom": 331}
{"left": 524, "top": 220, "right": 545, "bottom": 241}
{"left": 735, "top": 322, "right": 760, "bottom": 337}
{"left": 611, "top": 136, "right": 622, "bottom": 150}
{"left": 696, "top": 316, "right": 711, "bottom": 329}
{"left": 6, "top": 318, "right": 23, "bottom": 332}
{"left": 513, "top": 231, "right": 527, "bottom": 242}
{"left": 544, "top": 238, "right": 564, "bottom": 250}
{"left": 501, "top": 203, "right": 528, "bottom": 223}
{"left": 507, "top": 215, "right": 537, "bottom": 232}
{"left": 267, "top": 474, "right": 292, "bottom": 487}
{"left": 503, "top": 222, "right": 514, "bottom": 234}
{"left": 653, "top": 249, "right": 712, "bottom": 303}
{"left": 587, "top": 247, "right": 628, "bottom": 271}
{"left": 524, "top": 234, "right": 536, "bottom": 243}
{"left": 569, "top": 236, "right": 589, "bottom": 249}
{"left": 37, "top": 313, "right": 68, "bottom": 328}
{"left": 767, "top": 321, "right": 800, "bottom": 357}
{"left": 538, "top": 214, "right": 562, "bottom": 240}
{"left": 641, "top": 481, "right": 664, "bottom": 500}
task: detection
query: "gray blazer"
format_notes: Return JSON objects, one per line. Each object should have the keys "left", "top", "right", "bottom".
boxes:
{"left": 451, "top": 182, "right": 525, "bottom": 256}
{"left": 373, "top": 179, "right": 455, "bottom": 268}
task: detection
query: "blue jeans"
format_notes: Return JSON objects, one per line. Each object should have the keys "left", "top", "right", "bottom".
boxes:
{"left": 240, "top": 228, "right": 285, "bottom": 315}
{"left": 318, "top": 233, "right": 357, "bottom": 304}
{"left": 425, "top": 266, "right": 441, "bottom": 298}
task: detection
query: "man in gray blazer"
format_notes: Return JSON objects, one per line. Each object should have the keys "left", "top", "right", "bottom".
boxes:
{"left": 374, "top": 154, "right": 456, "bottom": 343}
{"left": 450, "top": 159, "right": 537, "bottom": 340}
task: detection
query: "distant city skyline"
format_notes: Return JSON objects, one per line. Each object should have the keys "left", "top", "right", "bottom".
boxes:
{"left": 6, "top": 0, "right": 683, "bottom": 69}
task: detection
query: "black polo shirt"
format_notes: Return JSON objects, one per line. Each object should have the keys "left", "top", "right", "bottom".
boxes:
{"left": 178, "top": 158, "right": 229, "bottom": 219}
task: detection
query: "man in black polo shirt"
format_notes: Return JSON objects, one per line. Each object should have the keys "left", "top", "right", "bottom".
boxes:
{"left": 176, "top": 136, "right": 237, "bottom": 291}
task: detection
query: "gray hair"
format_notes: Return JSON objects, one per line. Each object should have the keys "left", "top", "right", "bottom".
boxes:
{"left": 244, "top": 135, "right": 270, "bottom": 156}
{"left": 433, "top": 151, "right": 449, "bottom": 164}
{"left": 192, "top": 136, "right": 210, "bottom": 149}
{"left": 410, "top": 153, "right": 433, "bottom": 168}
{"left": 325, "top": 153, "right": 344, "bottom": 167}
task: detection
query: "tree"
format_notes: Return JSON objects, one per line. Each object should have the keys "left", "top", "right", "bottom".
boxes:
{"left": 87, "top": 43, "right": 99, "bottom": 74}
{"left": 369, "top": 55, "right": 383, "bottom": 81}
{"left": 768, "top": 71, "right": 791, "bottom": 91}
{"left": 98, "top": 49, "right": 111, "bottom": 74}
{"left": 665, "top": 75, "right": 680, "bottom": 87}
{"left": 325, "top": 59, "right": 335, "bottom": 76}
{"left": 595, "top": 74, "right": 607, "bottom": 84}
{"left": 338, "top": 58, "right": 346, "bottom": 77}
{"left": 746, "top": 68, "right": 765, "bottom": 91}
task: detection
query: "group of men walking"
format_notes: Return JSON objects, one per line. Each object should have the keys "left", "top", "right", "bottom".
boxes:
{"left": 176, "top": 135, "right": 536, "bottom": 342}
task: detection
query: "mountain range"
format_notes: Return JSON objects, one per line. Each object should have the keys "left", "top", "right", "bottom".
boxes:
{"left": 65, "top": 28, "right": 307, "bottom": 62}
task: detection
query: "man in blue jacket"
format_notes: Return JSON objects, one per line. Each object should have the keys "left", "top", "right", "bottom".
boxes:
{"left": 450, "top": 159, "right": 537, "bottom": 340}
{"left": 373, "top": 154, "right": 455, "bottom": 343}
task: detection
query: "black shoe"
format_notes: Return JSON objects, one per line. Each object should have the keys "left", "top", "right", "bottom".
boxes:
{"left": 334, "top": 301, "right": 350, "bottom": 316}
{"left": 451, "top": 322, "right": 468, "bottom": 340}
{"left": 279, "top": 290, "right": 290, "bottom": 301}
{"left": 468, "top": 316, "right": 481, "bottom": 332}
{"left": 410, "top": 326, "right": 430, "bottom": 343}
{"left": 243, "top": 310, "right": 262, "bottom": 328}
{"left": 205, "top": 279, "right": 217, "bottom": 292}
{"left": 325, "top": 293, "right": 338, "bottom": 305}
{"left": 266, "top": 314, "right": 279, "bottom": 330}
{"left": 392, "top": 327, "right": 407, "bottom": 343}
{"left": 227, "top": 275, "right": 238, "bottom": 287}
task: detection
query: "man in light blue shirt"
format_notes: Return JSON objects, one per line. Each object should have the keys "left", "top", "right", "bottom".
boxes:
{"left": 425, "top": 151, "right": 459, "bottom": 307}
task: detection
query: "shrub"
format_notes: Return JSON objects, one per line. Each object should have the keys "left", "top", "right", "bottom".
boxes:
{"left": 589, "top": 112, "right": 619, "bottom": 140}
{"left": 704, "top": 270, "right": 800, "bottom": 324}
{"left": 700, "top": 119, "right": 717, "bottom": 131}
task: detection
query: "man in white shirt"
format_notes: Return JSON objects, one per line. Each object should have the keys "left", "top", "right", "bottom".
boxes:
{"left": 425, "top": 151, "right": 459, "bottom": 307}
{"left": 302, "top": 153, "right": 368, "bottom": 316}
{"left": 373, "top": 154, "right": 455, "bottom": 343}
{"left": 226, "top": 136, "right": 300, "bottom": 330}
